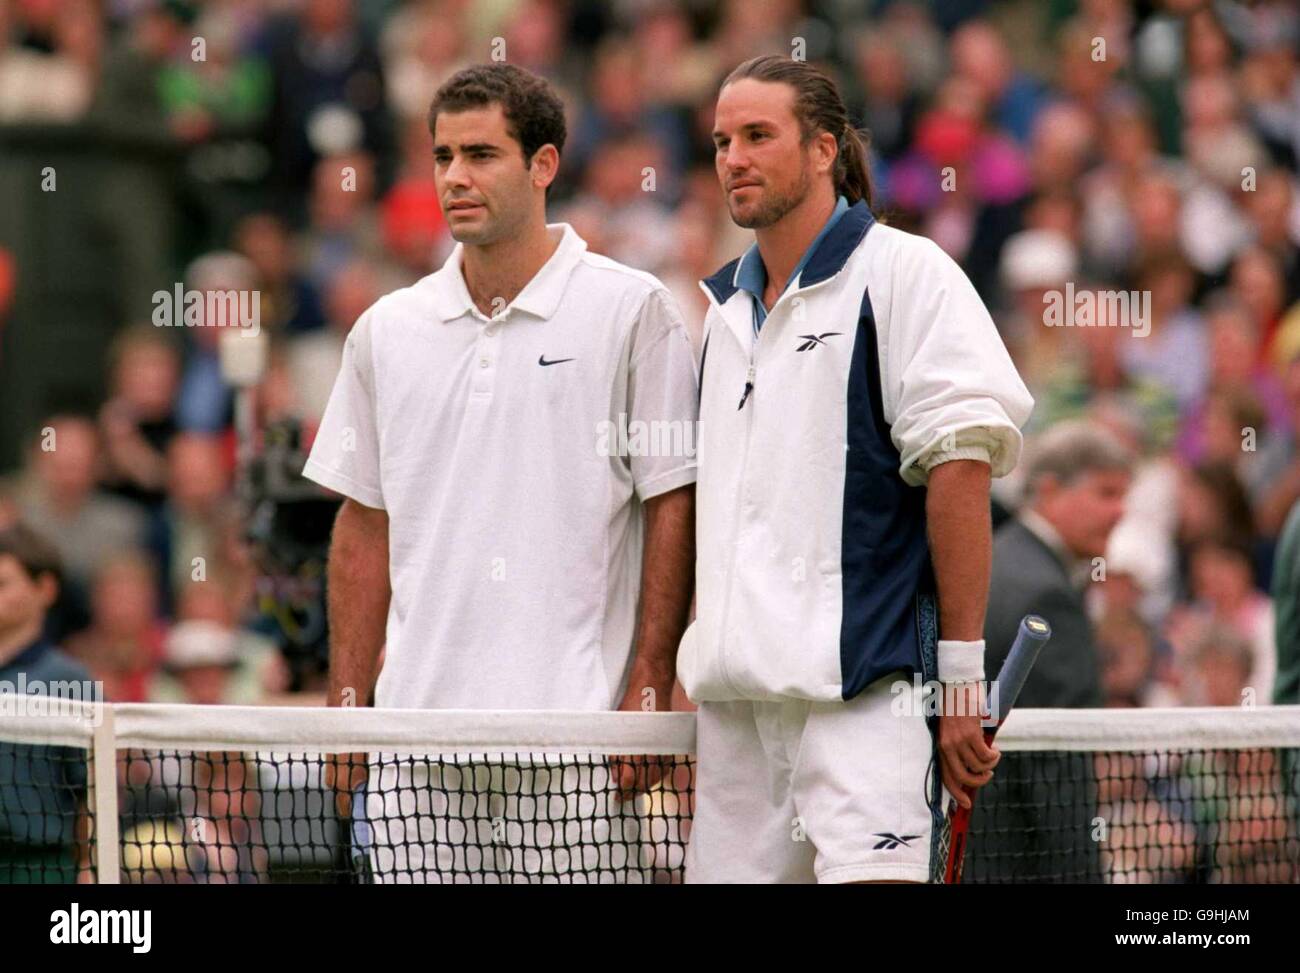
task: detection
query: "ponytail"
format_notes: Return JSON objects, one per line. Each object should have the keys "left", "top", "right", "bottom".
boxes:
{"left": 837, "top": 126, "right": 874, "bottom": 209}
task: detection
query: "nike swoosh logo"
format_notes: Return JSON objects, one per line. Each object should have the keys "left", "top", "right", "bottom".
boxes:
{"left": 538, "top": 355, "right": 575, "bottom": 366}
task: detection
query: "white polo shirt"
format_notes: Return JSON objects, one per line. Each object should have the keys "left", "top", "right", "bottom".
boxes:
{"left": 303, "top": 223, "right": 699, "bottom": 711}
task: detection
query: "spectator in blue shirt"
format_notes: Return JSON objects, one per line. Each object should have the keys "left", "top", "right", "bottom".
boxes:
{"left": 0, "top": 522, "right": 97, "bottom": 883}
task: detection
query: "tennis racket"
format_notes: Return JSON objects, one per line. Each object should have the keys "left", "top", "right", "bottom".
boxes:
{"left": 935, "top": 614, "right": 1052, "bottom": 884}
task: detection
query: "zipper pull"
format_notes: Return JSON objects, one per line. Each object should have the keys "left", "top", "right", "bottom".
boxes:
{"left": 737, "top": 364, "right": 756, "bottom": 410}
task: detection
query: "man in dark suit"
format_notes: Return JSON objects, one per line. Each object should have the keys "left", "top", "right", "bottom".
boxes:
{"left": 966, "top": 420, "right": 1132, "bottom": 883}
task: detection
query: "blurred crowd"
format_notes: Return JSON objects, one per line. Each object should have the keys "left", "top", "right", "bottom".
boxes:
{"left": 0, "top": 0, "right": 1298, "bottom": 712}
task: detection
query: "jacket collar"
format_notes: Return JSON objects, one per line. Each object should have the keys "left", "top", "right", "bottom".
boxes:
{"left": 701, "top": 199, "right": 875, "bottom": 305}
{"left": 428, "top": 222, "right": 588, "bottom": 322}
{"left": 699, "top": 199, "right": 877, "bottom": 347}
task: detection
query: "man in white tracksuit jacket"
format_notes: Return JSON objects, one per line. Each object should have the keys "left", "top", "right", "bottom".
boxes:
{"left": 679, "top": 55, "right": 1035, "bottom": 883}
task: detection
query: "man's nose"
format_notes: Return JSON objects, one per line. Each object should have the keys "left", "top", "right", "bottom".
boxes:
{"left": 444, "top": 156, "right": 472, "bottom": 187}
{"left": 723, "top": 144, "right": 751, "bottom": 174}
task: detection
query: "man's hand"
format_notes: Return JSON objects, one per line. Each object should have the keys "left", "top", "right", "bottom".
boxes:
{"left": 605, "top": 484, "right": 693, "bottom": 802}
{"left": 608, "top": 659, "right": 676, "bottom": 802}
{"left": 324, "top": 753, "right": 368, "bottom": 820}
{"left": 616, "top": 658, "right": 675, "bottom": 716}
{"left": 938, "top": 683, "right": 999, "bottom": 810}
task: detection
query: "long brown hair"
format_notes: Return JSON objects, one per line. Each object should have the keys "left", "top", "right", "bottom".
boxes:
{"left": 722, "top": 55, "right": 874, "bottom": 209}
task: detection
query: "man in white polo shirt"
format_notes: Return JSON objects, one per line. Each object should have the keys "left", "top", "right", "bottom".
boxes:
{"left": 304, "top": 64, "right": 698, "bottom": 882}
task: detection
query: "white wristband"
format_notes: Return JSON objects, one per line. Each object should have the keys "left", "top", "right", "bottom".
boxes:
{"left": 937, "top": 639, "right": 986, "bottom": 683}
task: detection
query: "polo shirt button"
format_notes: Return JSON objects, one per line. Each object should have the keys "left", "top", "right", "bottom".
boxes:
{"left": 479, "top": 358, "right": 489, "bottom": 368}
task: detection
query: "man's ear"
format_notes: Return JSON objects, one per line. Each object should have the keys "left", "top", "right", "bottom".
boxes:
{"left": 1031, "top": 474, "right": 1061, "bottom": 509}
{"left": 815, "top": 130, "right": 838, "bottom": 177}
{"left": 35, "top": 572, "right": 59, "bottom": 613}
{"left": 530, "top": 144, "right": 561, "bottom": 191}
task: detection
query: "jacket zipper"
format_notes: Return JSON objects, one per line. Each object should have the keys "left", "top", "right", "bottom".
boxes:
{"left": 719, "top": 350, "right": 757, "bottom": 695}
{"left": 698, "top": 272, "right": 844, "bottom": 697}
{"left": 737, "top": 363, "right": 755, "bottom": 410}
{"left": 698, "top": 284, "right": 759, "bottom": 698}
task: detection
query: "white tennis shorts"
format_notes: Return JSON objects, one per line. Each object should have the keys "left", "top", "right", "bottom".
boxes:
{"left": 685, "top": 671, "right": 943, "bottom": 883}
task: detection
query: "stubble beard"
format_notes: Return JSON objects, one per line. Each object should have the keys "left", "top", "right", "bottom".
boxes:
{"left": 730, "top": 166, "right": 813, "bottom": 230}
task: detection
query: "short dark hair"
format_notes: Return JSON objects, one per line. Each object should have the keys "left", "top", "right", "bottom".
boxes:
{"left": 1023, "top": 420, "right": 1133, "bottom": 497}
{"left": 0, "top": 522, "right": 64, "bottom": 588}
{"left": 722, "top": 55, "right": 874, "bottom": 208}
{"left": 428, "top": 64, "right": 567, "bottom": 167}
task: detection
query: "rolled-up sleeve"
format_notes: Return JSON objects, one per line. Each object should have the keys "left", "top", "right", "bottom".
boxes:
{"left": 626, "top": 286, "right": 700, "bottom": 501}
{"left": 883, "top": 236, "right": 1034, "bottom": 486}
{"left": 302, "top": 308, "right": 385, "bottom": 509}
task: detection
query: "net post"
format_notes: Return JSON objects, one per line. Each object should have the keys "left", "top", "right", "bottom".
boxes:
{"left": 91, "top": 705, "right": 121, "bottom": 884}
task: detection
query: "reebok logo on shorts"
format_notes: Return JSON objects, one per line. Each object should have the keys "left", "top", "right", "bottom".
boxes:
{"left": 872, "top": 832, "right": 921, "bottom": 850}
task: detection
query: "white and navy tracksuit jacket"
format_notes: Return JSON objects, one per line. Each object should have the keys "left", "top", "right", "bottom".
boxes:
{"left": 677, "top": 200, "right": 1034, "bottom": 704}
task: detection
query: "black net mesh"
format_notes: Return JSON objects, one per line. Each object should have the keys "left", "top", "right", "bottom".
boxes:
{"left": 115, "top": 750, "right": 694, "bottom": 884}
{"left": 0, "top": 739, "right": 94, "bottom": 884}
{"left": 963, "top": 748, "right": 1300, "bottom": 883}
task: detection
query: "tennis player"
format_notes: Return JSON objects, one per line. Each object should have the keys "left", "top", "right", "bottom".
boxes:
{"left": 679, "top": 55, "right": 1034, "bottom": 883}
{"left": 304, "top": 64, "right": 698, "bottom": 882}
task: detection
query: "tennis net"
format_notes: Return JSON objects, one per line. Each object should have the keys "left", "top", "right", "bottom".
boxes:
{"left": 965, "top": 708, "right": 1300, "bottom": 884}
{"left": 0, "top": 702, "right": 1296, "bottom": 883}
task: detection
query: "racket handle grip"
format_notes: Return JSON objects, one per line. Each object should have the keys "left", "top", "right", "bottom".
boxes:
{"left": 944, "top": 804, "right": 974, "bottom": 884}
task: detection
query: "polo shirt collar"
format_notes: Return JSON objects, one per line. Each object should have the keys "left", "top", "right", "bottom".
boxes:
{"left": 800, "top": 197, "right": 874, "bottom": 287}
{"left": 734, "top": 194, "right": 850, "bottom": 304}
{"left": 733, "top": 244, "right": 763, "bottom": 301}
{"left": 429, "top": 222, "right": 588, "bottom": 322}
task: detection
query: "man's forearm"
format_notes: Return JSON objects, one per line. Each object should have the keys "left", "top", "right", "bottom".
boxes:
{"left": 327, "top": 499, "right": 391, "bottom": 707}
{"left": 926, "top": 460, "right": 993, "bottom": 643}
{"left": 928, "top": 460, "right": 999, "bottom": 801}
{"left": 628, "top": 485, "right": 695, "bottom": 697}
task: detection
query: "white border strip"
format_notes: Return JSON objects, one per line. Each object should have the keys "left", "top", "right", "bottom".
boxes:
{"left": 5, "top": 704, "right": 1297, "bottom": 756}
{"left": 0, "top": 700, "right": 97, "bottom": 748}
{"left": 998, "top": 706, "right": 1300, "bottom": 751}
{"left": 110, "top": 704, "right": 698, "bottom": 755}
{"left": 91, "top": 707, "right": 120, "bottom": 884}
